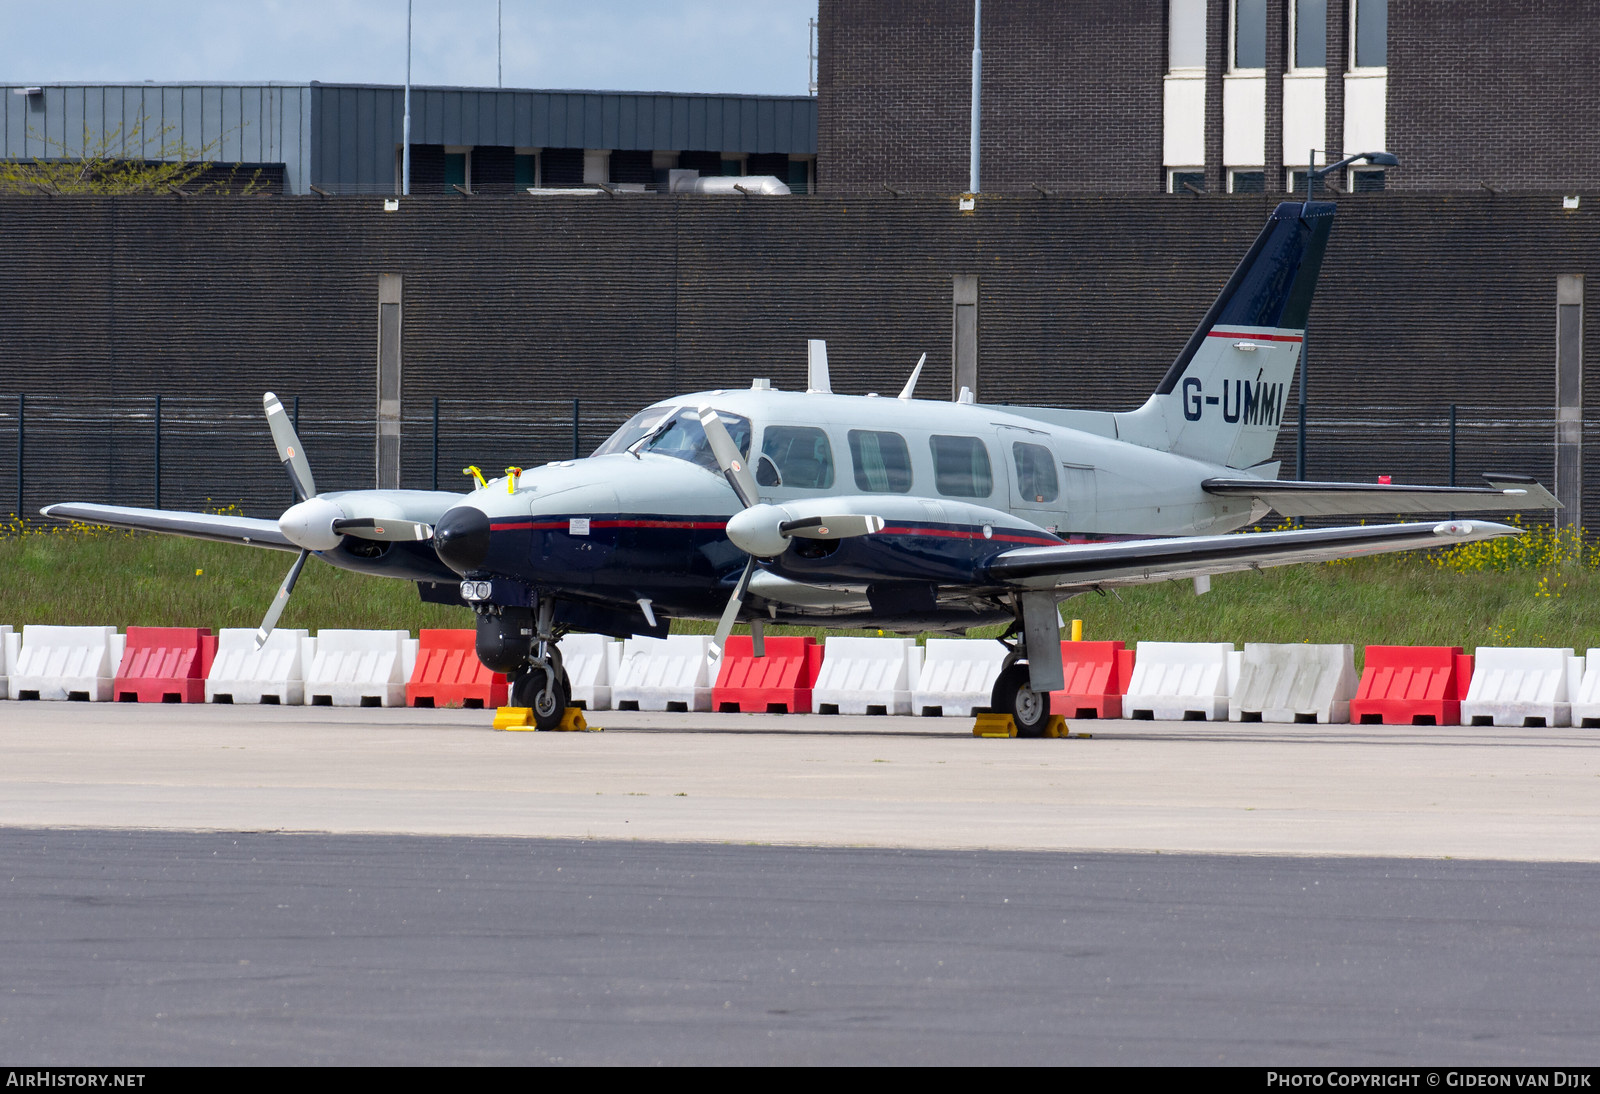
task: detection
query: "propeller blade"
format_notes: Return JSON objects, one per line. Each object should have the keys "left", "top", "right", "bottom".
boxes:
{"left": 778, "top": 514, "right": 885, "bottom": 540}
{"left": 708, "top": 556, "right": 757, "bottom": 664}
{"left": 697, "top": 406, "right": 759, "bottom": 509}
{"left": 331, "top": 517, "right": 434, "bottom": 542}
{"left": 254, "top": 548, "right": 310, "bottom": 649}
{"left": 263, "top": 392, "right": 317, "bottom": 503}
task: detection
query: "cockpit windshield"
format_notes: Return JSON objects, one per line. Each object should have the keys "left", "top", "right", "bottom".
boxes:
{"left": 637, "top": 408, "right": 751, "bottom": 473}
{"left": 591, "top": 406, "right": 678, "bottom": 457}
{"left": 592, "top": 406, "right": 752, "bottom": 473}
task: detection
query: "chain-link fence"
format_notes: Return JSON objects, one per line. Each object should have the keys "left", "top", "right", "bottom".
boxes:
{"left": 0, "top": 393, "right": 644, "bottom": 522}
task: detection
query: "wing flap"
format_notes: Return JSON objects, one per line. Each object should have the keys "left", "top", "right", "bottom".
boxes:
{"left": 985, "top": 520, "right": 1517, "bottom": 591}
{"left": 41, "top": 503, "right": 299, "bottom": 552}
{"left": 1203, "top": 474, "right": 1559, "bottom": 517}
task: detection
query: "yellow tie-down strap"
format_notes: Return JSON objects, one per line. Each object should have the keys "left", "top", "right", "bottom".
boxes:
{"left": 971, "top": 714, "right": 1071, "bottom": 738}
{"left": 492, "top": 706, "right": 602, "bottom": 732}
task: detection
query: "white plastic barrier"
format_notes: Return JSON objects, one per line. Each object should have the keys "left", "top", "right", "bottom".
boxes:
{"left": 206, "top": 628, "right": 313, "bottom": 706}
{"left": 1462, "top": 647, "right": 1582, "bottom": 728}
{"left": 559, "top": 633, "right": 620, "bottom": 711}
{"left": 1569, "top": 650, "right": 1600, "bottom": 728}
{"left": 911, "top": 639, "right": 1006, "bottom": 717}
{"left": 0, "top": 625, "right": 15, "bottom": 700}
{"left": 813, "top": 637, "right": 923, "bottom": 715}
{"left": 1230, "top": 643, "right": 1357, "bottom": 724}
{"left": 612, "top": 635, "right": 714, "bottom": 712}
{"left": 305, "top": 629, "right": 418, "bottom": 708}
{"left": 1124, "top": 642, "right": 1237, "bottom": 722}
{"left": 10, "top": 625, "right": 123, "bottom": 702}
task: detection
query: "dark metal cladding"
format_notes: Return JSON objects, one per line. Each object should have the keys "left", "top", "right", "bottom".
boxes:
{"left": 1154, "top": 200, "right": 1337, "bottom": 396}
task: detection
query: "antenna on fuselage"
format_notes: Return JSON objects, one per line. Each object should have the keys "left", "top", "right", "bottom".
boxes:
{"left": 806, "top": 339, "right": 832, "bottom": 394}
{"left": 898, "top": 353, "right": 927, "bottom": 400}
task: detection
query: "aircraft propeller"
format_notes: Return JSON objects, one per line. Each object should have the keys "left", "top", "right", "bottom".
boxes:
{"left": 696, "top": 406, "right": 884, "bottom": 662}
{"left": 254, "top": 393, "right": 434, "bottom": 648}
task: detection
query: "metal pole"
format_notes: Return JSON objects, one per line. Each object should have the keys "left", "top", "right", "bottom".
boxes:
{"left": 571, "top": 399, "right": 580, "bottom": 460}
{"left": 1449, "top": 404, "right": 1458, "bottom": 520}
{"left": 292, "top": 395, "right": 301, "bottom": 506}
{"left": 432, "top": 396, "right": 440, "bottom": 491}
{"left": 15, "top": 393, "right": 22, "bottom": 518}
{"left": 1297, "top": 326, "right": 1308, "bottom": 480}
{"left": 153, "top": 394, "right": 162, "bottom": 510}
{"left": 969, "top": 0, "right": 982, "bottom": 194}
{"left": 1449, "top": 405, "right": 1458, "bottom": 486}
{"left": 403, "top": 0, "right": 412, "bottom": 196}
{"left": 498, "top": 0, "right": 503, "bottom": 89}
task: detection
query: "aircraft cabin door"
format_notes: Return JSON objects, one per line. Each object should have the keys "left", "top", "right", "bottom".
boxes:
{"left": 998, "top": 426, "right": 1069, "bottom": 535}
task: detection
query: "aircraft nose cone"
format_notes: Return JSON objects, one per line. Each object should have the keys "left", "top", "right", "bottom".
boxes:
{"left": 433, "top": 505, "right": 491, "bottom": 575}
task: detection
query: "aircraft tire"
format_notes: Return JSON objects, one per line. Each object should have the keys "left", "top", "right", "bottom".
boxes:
{"left": 992, "top": 663, "right": 1051, "bottom": 738}
{"left": 511, "top": 664, "right": 570, "bottom": 731}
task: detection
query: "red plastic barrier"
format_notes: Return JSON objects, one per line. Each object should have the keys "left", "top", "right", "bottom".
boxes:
{"left": 713, "top": 636, "right": 820, "bottom": 713}
{"left": 114, "top": 626, "right": 214, "bottom": 703}
{"left": 1049, "top": 641, "right": 1136, "bottom": 719}
{"left": 406, "top": 629, "right": 507, "bottom": 709}
{"left": 1349, "top": 646, "right": 1475, "bottom": 726}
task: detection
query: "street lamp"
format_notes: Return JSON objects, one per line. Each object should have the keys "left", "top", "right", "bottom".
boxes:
{"left": 1295, "top": 149, "right": 1399, "bottom": 481}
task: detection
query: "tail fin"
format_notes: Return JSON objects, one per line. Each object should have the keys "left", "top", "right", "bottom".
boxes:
{"left": 1119, "top": 200, "right": 1335, "bottom": 470}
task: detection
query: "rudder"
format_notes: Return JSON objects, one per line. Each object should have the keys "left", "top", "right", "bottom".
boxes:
{"left": 1119, "top": 200, "right": 1335, "bottom": 470}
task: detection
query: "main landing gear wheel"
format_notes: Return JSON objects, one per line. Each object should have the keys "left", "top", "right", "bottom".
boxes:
{"left": 991, "top": 662, "right": 1051, "bottom": 738}
{"left": 511, "top": 663, "right": 570, "bottom": 731}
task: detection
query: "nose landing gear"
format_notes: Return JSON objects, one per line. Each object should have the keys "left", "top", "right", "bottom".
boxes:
{"left": 476, "top": 595, "right": 573, "bottom": 731}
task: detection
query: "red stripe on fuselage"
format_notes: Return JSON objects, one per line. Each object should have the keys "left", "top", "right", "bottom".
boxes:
{"left": 1206, "top": 330, "right": 1304, "bottom": 343}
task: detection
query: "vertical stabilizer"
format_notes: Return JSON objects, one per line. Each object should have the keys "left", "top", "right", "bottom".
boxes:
{"left": 1118, "top": 201, "right": 1335, "bottom": 470}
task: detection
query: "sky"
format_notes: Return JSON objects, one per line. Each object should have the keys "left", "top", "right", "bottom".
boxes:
{"left": 0, "top": 0, "right": 820, "bottom": 96}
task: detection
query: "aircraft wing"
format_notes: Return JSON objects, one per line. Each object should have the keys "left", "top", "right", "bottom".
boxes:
{"left": 1201, "top": 473, "right": 1558, "bottom": 518}
{"left": 985, "top": 519, "right": 1517, "bottom": 592}
{"left": 41, "top": 502, "right": 300, "bottom": 552}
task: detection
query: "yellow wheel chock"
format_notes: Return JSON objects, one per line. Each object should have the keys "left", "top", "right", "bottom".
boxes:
{"left": 492, "top": 706, "right": 602, "bottom": 732}
{"left": 972, "top": 713, "right": 1070, "bottom": 738}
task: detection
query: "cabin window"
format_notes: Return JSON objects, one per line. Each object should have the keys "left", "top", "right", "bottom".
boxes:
{"left": 931, "top": 435, "right": 993, "bottom": 498}
{"left": 1012, "top": 442, "right": 1060, "bottom": 504}
{"left": 848, "top": 430, "right": 913, "bottom": 493}
{"left": 758, "top": 425, "right": 835, "bottom": 489}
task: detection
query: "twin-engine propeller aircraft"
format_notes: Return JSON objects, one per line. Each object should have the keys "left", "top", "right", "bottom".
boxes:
{"left": 47, "top": 199, "right": 1555, "bottom": 733}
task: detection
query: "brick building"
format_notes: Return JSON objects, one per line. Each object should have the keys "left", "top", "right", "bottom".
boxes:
{"left": 817, "top": 0, "right": 1600, "bottom": 195}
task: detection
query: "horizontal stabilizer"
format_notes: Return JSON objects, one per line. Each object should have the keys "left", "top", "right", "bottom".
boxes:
{"left": 40, "top": 503, "right": 299, "bottom": 551}
{"left": 985, "top": 519, "right": 1518, "bottom": 592}
{"left": 1202, "top": 473, "right": 1559, "bottom": 517}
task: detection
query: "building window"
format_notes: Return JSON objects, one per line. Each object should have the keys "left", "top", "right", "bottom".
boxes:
{"left": 1168, "top": 0, "right": 1207, "bottom": 71}
{"left": 1350, "top": 167, "right": 1387, "bottom": 192}
{"left": 1287, "top": 169, "right": 1330, "bottom": 195}
{"left": 1229, "top": 169, "right": 1266, "bottom": 193}
{"left": 1293, "top": 0, "right": 1327, "bottom": 69}
{"left": 444, "top": 148, "right": 471, "bottom": 193}
{"left": 514, "top": 151, "right": 539, "bottom": 190}
{"left": 1233, "top": 0, "right": 1266, "bottom": 70}
{"left": 1169, "top": 169, "right": 1206, "bottom": 194}
{"left": 582, "top": 150, "right": 611, "bottom": 185}
{"left": 720, "top": 156, "right": 746, "bottom": 176}
{"left": 1354, "top": 0, "right": 1386, "bottom": 69}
